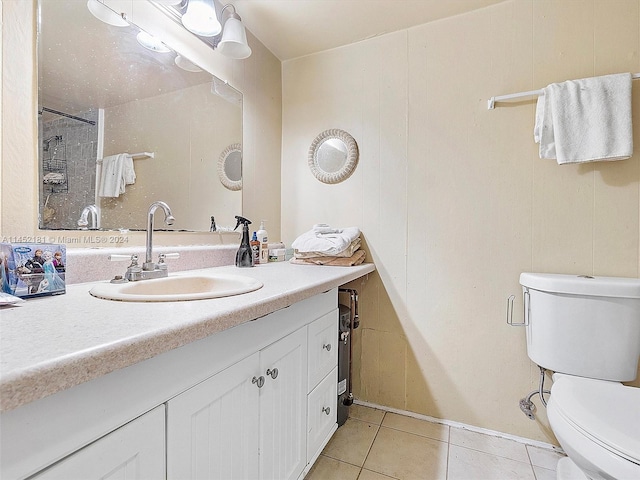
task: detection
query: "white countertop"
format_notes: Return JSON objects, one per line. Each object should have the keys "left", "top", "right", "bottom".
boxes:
{"left": 0, "top": 262, "right": 374, "bottom": 413}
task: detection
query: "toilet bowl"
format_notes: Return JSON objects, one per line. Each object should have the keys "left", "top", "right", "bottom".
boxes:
{"left": 547, "top": 374, "right": 640, "bottom": 480}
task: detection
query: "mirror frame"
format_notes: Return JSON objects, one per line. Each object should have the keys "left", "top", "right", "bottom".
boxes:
{"left": 308, "top": 129, "right": 359, "bottom": 184}
{"left": 218, "top": 143, "right": 242, "bottom": 191}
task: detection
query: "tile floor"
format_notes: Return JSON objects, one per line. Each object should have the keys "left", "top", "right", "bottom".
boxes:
{"left": 305, "top": 404, "right": 565, "bottom": 480}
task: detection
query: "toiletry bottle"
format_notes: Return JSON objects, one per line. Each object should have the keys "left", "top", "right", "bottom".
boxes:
{"left": 234, "top": 216, "right": 253, "bottom": 267}
{"left": 257, "top": 220, "right": 268, "bottom": 264}
{"left": 250, "top": 232, "right": 260, "bottom": 265}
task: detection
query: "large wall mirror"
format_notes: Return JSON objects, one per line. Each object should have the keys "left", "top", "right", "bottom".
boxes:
{"left": 38, "top": 0, "right": 242, "bottom": 232}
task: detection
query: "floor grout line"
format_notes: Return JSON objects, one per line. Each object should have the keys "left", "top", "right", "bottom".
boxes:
{"left": 448, "top": 443, "right": 537, "bottom": 465}
{"left": 360, "top": 411, "right": 386, "bottom": 471}
{"left": 445, "top": 437, "right": 451, "bottom": 480}
{"left": 376, "top": 424, "right": 450, "bottom": 444}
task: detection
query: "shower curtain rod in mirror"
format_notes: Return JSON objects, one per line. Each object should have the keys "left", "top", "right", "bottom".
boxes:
{"left": 38, "top": 106, "right": 96, "bottom": 125}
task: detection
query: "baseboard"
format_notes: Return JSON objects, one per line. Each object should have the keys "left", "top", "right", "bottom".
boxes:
{"left": 353, "top": 399, "right": 564, "bottom": 453}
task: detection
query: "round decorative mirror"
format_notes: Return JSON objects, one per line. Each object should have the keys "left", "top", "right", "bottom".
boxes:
{"left": 218, "top": 143, "right": 242, "bottom": 191}
{"left": 308, "top": 129, "right": 358, "bottom": 184}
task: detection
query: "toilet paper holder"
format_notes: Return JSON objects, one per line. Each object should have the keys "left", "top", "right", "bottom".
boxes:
{"left": 506, "top": 291, "right": 529, "bottom": 326}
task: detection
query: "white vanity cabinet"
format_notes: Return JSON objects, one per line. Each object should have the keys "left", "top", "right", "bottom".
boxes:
{"left": 31, "top": 405, "right": 166, "bottom": 480}
{"left": 167, "top": 327, "right": 308, "bottom": 480}
{"left": 1, "top": 288, "right": 341, "bottom": 480}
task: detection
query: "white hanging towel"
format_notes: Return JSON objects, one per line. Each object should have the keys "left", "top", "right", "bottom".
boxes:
{"left": 534, "top": 73, "right": 633, "bottom": 164}
{"left": 122, "top": 155, "right": 136, "bottom": 189}
{"left": 98, "top": 153, "right": 136, "bottom": 197}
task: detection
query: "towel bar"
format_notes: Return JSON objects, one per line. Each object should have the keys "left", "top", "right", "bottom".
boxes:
{"left": 97, "top": 152, "right": 154, "bottom": 163}
{"left": 488, "top": 73, "right": 640, "bottom": 109}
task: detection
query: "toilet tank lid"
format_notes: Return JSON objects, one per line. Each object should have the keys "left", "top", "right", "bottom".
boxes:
{"left": 520, "top": 273, "right": 640, "bottom": 299}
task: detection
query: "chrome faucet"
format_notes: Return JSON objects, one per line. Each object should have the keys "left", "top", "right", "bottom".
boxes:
{"left": 77, "top": 204, "right": 98, "bottom": 230}
{"left": 108, "top": 201, "right": 179, "bottom": 282}
{"left": 144, "top": 201, "right": 175, "bottom": 272}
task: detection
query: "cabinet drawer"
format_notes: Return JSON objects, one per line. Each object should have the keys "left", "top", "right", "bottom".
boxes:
{"left": 307, "top": 367, "right": 338, "bottom": 463}
{"left": 307, "top": 310, "right": 338, "bottom": 391}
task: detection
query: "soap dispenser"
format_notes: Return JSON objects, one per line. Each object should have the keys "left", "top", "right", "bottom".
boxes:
{"left": 234, "top": 216, "right": 254, "bottom": 267}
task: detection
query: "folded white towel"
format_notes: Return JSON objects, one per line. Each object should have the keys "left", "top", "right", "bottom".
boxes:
{"left": 313, "top": 224, "right": 342, "bottom": 235}
{"left": 98, "top": 153, "right": 136, "bottom": 197}
{"left": 295, "top": 237, "right": 361, "bottom": 259}
{"left": 535, "top": 73, "right": 633, "bottom": 164}
{"left": 291, "top": 226, "right": 360, "bottom": 256}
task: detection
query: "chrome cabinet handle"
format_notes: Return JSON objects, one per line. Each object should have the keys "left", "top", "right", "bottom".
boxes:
{"left": 252, "top": 376, "right": 265, "bottom": 388}
{"left": 322, "top": 343, "right": 331, "bottom": 352}
{"left": 322, "top": 406, "right": 331, "bottom": 415}
{"left": 266, "top": 368, "right": 278, "bottom": 379}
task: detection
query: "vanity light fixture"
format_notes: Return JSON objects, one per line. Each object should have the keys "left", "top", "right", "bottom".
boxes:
{"left": 181, "top": 0, "right": 222, "bottom": 37}
{"left": 86, "top": 0, "right": 129, "bottom": 27}
{"left": 217, "top": 5, "right": 251, "bottom": 59}
{"left": 153, "top": 0, "right": 252, "bottom": 59}
{"left": 136, "top": 31, "right": 172, "bottom": 53}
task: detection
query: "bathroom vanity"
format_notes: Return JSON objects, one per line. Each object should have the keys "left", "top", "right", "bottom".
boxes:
{"left": 0, "top": 261, "right": 374, "bottom": 479}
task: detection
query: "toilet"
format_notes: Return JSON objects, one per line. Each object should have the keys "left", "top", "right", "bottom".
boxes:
{"left": 519, "top": 273, "right": 640, "bottom": 480}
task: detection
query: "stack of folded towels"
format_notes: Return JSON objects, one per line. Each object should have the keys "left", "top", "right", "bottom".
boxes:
{"left": 290, "top": 224, "right": 365, "bottom": 266}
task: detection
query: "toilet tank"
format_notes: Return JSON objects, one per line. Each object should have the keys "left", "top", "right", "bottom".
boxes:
{"left": 519, "top": 273, "right": 640, "bottom": 382}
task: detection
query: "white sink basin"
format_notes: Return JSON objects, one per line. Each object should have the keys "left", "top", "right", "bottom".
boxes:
{"left": 89, "top": 273, "right": 263, "bottom": 302}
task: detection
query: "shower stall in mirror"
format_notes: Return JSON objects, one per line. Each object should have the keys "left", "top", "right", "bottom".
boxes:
{"left": 39, "top": 109, "right": 99, "bottom": 230}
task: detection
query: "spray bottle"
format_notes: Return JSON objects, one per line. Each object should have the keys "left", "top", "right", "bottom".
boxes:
{"left": 234, "top": 216, "right": 253, "bottom": 267}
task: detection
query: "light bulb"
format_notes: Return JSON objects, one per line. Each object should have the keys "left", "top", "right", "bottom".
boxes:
{"left": 86, "top": 0, "right": 129, "bottom": 27}
{"left": 182, "top": 0, "right": 221, "bottom": 37}
{"left": 136, "top": 31, "right": 171, "bottom": 53}
{"left": 217, "top": 16, "right": 251, "bottom": 59}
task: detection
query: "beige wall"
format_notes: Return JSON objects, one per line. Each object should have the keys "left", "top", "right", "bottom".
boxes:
{"left": 101, "top": 83, "right": 241, "bottom": 231}
{"left": 0, "top": 0, "right": 282, "bottom": 246}
{"left": 282, "top": 0, "right": 640, "bottom": 443}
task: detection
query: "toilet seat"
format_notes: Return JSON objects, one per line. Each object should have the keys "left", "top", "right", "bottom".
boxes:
{"left": 548, "top": 374, "right": 640, "bottom": 479}
{"left": 550, "top": 374, "right": 640, "bottom": 463}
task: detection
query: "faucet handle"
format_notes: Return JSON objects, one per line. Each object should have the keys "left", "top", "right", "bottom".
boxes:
{"left": 109, "top": 254, "right": 136, "bottom": 262}
{"left": 157, "top": 253, "right": 180, "bottom": 264}
{"left": 109, "top": 254, "right": 140, "bottom": 269}
{"left": 157, "top": 253, "right": 179, "bottom": 271}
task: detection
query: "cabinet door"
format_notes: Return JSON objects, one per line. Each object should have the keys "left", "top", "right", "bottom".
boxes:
{"left": 31, "top": 405, "right": 165, "bottom": 480}
{"left": 259, "top": 327, "right": 308, "bottom": 480}
{"left": 167, "top": 352, "right": 260, "bottom": 480}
